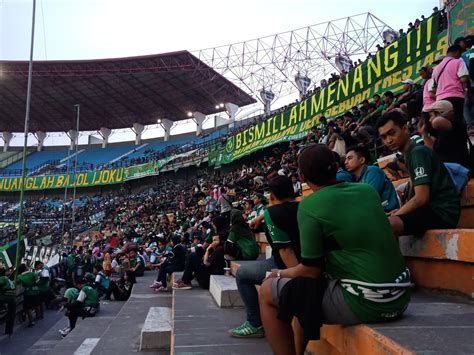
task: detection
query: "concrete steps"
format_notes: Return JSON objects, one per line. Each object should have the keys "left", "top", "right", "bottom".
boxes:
{"left": 400, "top": 229, "right": 474, "bottom": 298}
{"left": 229, "top": 261, "right": 473, "bottom": 354}
{"left": 91, "top": 272, "right": 171, "bottom": 355}
{"left": 307, "top": 292, "right": 474, "bottom": 354}
{"left": 37, "top": 271, "right": 171, "bottom": 355}
{"left": 49, "top": 298, "right": 125, "bottom": 355}
{"left": 171, "top": 274, "right": 272, "bottom": 355}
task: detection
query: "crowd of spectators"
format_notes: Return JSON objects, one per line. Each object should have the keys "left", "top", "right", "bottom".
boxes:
{"left": 0, "top": 8, "right": 473, "bottom": 350}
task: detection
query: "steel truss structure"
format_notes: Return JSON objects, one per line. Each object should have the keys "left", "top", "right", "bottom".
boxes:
{"left": 194, "top": 12, "right": 393, "bottom": 104}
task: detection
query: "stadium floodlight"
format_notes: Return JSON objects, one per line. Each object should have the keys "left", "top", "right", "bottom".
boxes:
{"left": 157, "top": 118, "right": 162, "bottom": 124}
{"left": 219, "top": 103, "right": 225, "bottom": 108}
{"left": 215, "top": 105, "right": 220, "bottom": 109}
{"left": 383, "top": 29, "right": 399, "bottom": 44}
{"left": 187, "top": 112, "right": 193, "bottom": 117}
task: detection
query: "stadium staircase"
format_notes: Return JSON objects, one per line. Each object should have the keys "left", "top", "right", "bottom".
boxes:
{"left": 28, "top": 272, "right": 171, "bottom": 355}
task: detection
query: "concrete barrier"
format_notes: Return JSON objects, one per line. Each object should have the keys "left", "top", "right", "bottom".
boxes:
{"left": 209, "top": 275, "right": 244, "bottom": 308}
{"left": 400, "top": 229, "right": 474, "bottom": 297}
{"left": 139, "top": 306, "right": 172, "bottom": 350}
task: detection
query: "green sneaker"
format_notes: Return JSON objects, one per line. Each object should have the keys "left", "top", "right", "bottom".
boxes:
{"left": 229, "top": 321, "right": 265, "bottom": 338}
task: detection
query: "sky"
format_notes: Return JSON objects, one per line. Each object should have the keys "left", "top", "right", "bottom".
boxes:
{"left": 0, "top": 0, "right": 440, "bottom": 146}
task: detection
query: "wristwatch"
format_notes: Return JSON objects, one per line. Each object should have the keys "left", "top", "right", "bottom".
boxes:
{"left": 277, "top": 270, "right": 282, "bottom": 278}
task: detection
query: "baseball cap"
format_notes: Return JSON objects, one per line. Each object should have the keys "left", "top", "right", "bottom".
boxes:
{"left": 424, "top": 100, "right": 453, "bottom": 113}
{"left": 253, "top": 193, "right": 268, "bottom": 203}
{"left": 401, "top": 79, "right": 415, "bottom": 85}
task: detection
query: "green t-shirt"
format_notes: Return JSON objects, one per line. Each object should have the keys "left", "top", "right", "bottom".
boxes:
{"left": 298, "top": 182, "right": 410, "bottom": 322}
{"left": 131, "top": 255, "right": 145, "bottom": 276}
{"left": 228, "top": 231, "right": 259, "bottom": 260}
{"left": 204, "top": 229, "right": 213, "bottom": 244}
{"left": 80, "top": 285, "right": 99, "bottom": 308}
{"left": 37, "top": 266, "right": 51, "bottom": 293}
{"left": 405, "top": 142, "right": 460, "bottom": 227}
{"left": 66, "top": 253, "right": 75, "bottom": 273}
{"left": 461, "top": 48, "right": 473, "bottom": 88}
{"left": 17, "top": 272, "right": 40, "bottom": 296}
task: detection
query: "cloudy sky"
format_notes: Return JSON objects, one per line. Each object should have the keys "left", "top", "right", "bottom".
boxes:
{"left": 0, "top": 0, "right": 439, "bottom": 145}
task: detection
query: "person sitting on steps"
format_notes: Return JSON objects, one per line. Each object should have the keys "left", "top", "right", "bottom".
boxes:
{"left": 258, "top": 144, "right": 411, "bottom": 355}
{"left": 229, "top": 175, "right": 302, "bottom": 339}
{"left": 376, "top": 111, "right": 460, "bottom": 236}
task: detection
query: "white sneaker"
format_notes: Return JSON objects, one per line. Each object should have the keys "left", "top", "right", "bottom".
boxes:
{"left": 59, "top": 327, "right": 71, "bottom": 337}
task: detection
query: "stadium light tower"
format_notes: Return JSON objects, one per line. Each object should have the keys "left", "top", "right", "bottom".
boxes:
{"left": 260, "top": 89, "right": 275, "bottom": 114}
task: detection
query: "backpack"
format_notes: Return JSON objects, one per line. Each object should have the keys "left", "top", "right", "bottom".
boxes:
{"left": 444, "top": 162, "right": 470, "bottom": 194}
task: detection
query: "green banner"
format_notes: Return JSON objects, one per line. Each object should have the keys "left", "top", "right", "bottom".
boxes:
{"left": 212, "top": 15, "right": 447, "bottom": 165}
{"left": 0, "top": 222, "right": 18, "bottom": 229}
{"left": 0, "top": 250, "right": 10, "bottom": 268}
{"left": 0, "top": 168, "right": 124, "bottom": 192}
{"left": 449, "top": 0, "right": 474, "bottom": 44}
{"left": 123, "top": 161, "right": 159, "bottom": 181}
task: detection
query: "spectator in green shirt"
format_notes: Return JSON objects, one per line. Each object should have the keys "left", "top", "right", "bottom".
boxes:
{"left": 0, "top": 268, "right": 15, "bottom": 335}
{"left": 59, "top": 276, "right": 99, "bottom": 337}
{"left": 224, "top": 209, "right": 259, "bottom": 260}
{"left": 381, "top": 90, "right": 398, "bottom": 115}
{"left": 258, "top": 144, "right": 411, "bottom": 355}
{"left": 34, "top": 260, "right": 54, "bottom": 318}
{"left": 17, "top": 264, "right": 41, "bottom": 327}
{"left": 376, "top": 111, "right": 460, "bottom": 236}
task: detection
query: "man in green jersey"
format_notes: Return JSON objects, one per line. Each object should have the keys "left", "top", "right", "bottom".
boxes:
{"left": 59, "top": 276, "right": 99, "bottom": 337}
{"left": 35, "top": 260, "right": 54, "bottom": 312}
{"left": 376, "top": 111, "right": 460, "bottom": 236}
{"left": 258, "top": 144, "right": 411, "bottom": 355}
{"left": 17, "top": 264, "right": 41, "bottom": 327}
{"left": 0, "top": 268, "right": 16, "bottom": 335}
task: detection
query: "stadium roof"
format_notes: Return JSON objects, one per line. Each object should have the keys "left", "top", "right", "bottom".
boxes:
{"left": 0, "top": 51, "right": 256, "bottom": 132}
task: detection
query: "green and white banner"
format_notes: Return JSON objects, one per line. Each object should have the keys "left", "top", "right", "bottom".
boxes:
{"left": 123, "top": 161, "right": 159, "bottom": 181}
{"left": 0, "top": 168, "right": 124, "bottom": 192}
{"left": 0, "top": 148, "right": 202, "bottom": 191}
{"left": 210, "top": 15, "right": 448, "bottom": 165}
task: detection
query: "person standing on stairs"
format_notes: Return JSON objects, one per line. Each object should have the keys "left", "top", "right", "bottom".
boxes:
{"left": 229, "top": 175, "right": 301, "bottom": 338}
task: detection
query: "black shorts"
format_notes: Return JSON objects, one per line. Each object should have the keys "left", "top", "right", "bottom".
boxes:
{"left": 23, "top": 294, "right": 41, "bottom": 309}
{"left": 270, "top": 277, "right": 360, "bottom": 341}
{"left": 40, "top": 289, "right": 54, "bottom": 303}
{"left": 398, "top": 205, "right": 455, "bottom": 235}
